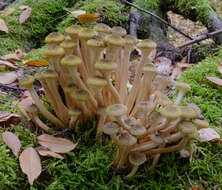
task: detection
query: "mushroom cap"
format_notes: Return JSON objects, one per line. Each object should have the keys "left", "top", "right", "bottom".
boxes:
{"left": 135, "top": 112, "right": 145, "bottom": 120}
{"left": 63, "top": 83, "right": 78, "bottom": 93}
{"left": 194, "top": 119, "right": 209, "bottom": 129}
{"left": 61, "top": 55, "right": 82, "bottom": 67}
{"left": 97, "top": 105, "right": 107, "bottom": 115}
{"left": 137, "top": 101, "right": 152, "bottom": 112}
{"left": 104, "top": 34, "right": 125, "bottom": 47}
{"left": 142, "top": 64, "right": 158, "bottom": 74}
{"left": 118, "top": 131, "right": 137, "bottom": 146}
{"left": 174, "top": 82, "right": 191, "bottom": 92}
{"left": 43, "top": 44, "right": 65, "bottom": 57}
{"left": 95, "top": 61, "right": 117, "bottom": 72}
{"left": 159, "top": 104, "right": 181, "bottom": 119}
{"left": 19, "top": 75, "right": 35, "bottom": 88}
{"left": 71, "top": 89, "right": 89, "bottom": 101}
{"left": 103, "top": 122, "right": 120, "bottom": 135}
{"left": 65, "top": 25, "right": 83, "bottom": 37}
{"left": 87, "top": 37, "right": 105, "bottom": 48}
{"left": 155, "top": 91, "right": 173, "bottom": 107}
{"left": 124, "top": 35, "right": 138, "bottom": 46}
{"left": 45, "top": 32, "right": 65, "bottom": 45}
{"left": 78, "top": 28, "right": 98, "bottom": 40}
{"left": 60, "top": 38, "right": 77, "bottom": 49}
{"left": 68, "top": 107, "right": 82, "bottom": 116}
{"left": 178, "top": 121, "right": 197, "bottom": 134}
{"left": 129, "top": 125, "right": 147, "bottom": 137}
{"left": 137, "top": 39, "right": 157, "bottom": 50}
{"left": 95, "top": 23, "right": 111, "bottom": 33}
{"left": 150, "top": 134, "right": 164, "bottom": 144}
{"left": 41, "top": 69, "right": 58, "bottom": 79}
{"left": 106, "top": 104, "right": 128, "bottom": 117}
{"left": 87, "top": 76, "right": 107, "bottom": 88}
{"left": 111, "top": 26, "right": 127, "bottom": 36}
{"left": 129, "top": 152, "right": 146, "bottom": 166}
{"left": 179, "top": 106, "right": 197, "bottom": 119}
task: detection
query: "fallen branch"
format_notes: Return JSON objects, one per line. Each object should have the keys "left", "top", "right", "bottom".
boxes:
{"left": 120, "top": 0, "right": 193, "bottom": 40}
{"left": 178, "top": 29, "right": 222, "bottom": 48}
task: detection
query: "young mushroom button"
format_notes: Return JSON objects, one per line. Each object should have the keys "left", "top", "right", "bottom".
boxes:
{"left": 174, "top": 82, "right": 191, "bottom": 104}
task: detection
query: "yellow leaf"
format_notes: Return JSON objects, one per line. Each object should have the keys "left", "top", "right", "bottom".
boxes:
{"left": 77, "top": 14, "right": 99, "bottom": 24}
{"left": 25, "top": 60, "right": 48, "bottom": 67}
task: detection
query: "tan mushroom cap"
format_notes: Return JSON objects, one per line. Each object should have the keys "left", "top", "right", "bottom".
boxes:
{"left": 111, "top": 26, "right": 127, "bottom": 36}
{"left": 41, "top": 69, "right": 58, "bottom": 79}
{"left": 150, "top": 134, "right": 164, "bottom": 144}
{"left": 104, "top": 34, "right": 125, "bottom": 47}
{"left": 106, "top": 104, "right": 128, "bottom": 117}
{"left": 103, "top": 122, "right": 120, "bottom": 135}
{"left": 124, "top": 35, "right": 138, "bottom": 46}
{"left": 94, "top": 23, "right": 111, "bottom": 34}
{"left": 94, "top": 61, "right": 117, "bottom": 72}
{"left": 137, "top": 39, "right": 157, "bottom": 50}
{"left": 61, "top": 55, "right": 82, "bottom": 67}
{"left": 179, "top": 106, "right": 197, "bottom": 119}
{"left": 142, "top": 64, "right": 158, "bottom": 74}
{"left": 19, "top": 75, "right": 35, "bottom": 88}
{"left": 129, "top": 152, "right": 146, "bottom": 166}
{"left": 174, "top": 82, "right": 191, "bottom": 92}
{"left": 159, "top": 104, "right": 181, "bottom": 119}
{"left": 87, "top": 38, "right": 105, "bottom": 48}
{"left": 97, "top": 105, "right": 107, "bottom": 115}
{"left": 129, "top": 125, "right": 147, "bottom": 137}
{"left": 87, "top": 76, "right": 107, "bottom": 88}
{"left": 65, "top": 25, "right": 83, "bottom": 37}
{"left": 43, "top": 44, "right": 65, "bottom": 57}
{"left": 194, "top": 119, "right": 209, "bottom": 129}
{"left": 68, "top": 107, "right": 82, "bottom": 116}
{"left": 71, "top": 89, "right": 89, "bottom": 101}
{"left": 60, "top": 38, "right": 77, "bottom": 49}
{"left": 45, "top": 32, "right": 65, "bottom": 45}
{"left": 137, "top": 101, "right": 152, "bottom": 112}
{"left": 178, "top": 121, "right": 197, "bottom": 134}
{"left": 118, "top": 131, "right": 137, "bottom": 146}
{"left": 78, "top": 28, "right": 98, "bottom": 40}
{"left": 63, "top": 83, "right": 78, "bottom": 93}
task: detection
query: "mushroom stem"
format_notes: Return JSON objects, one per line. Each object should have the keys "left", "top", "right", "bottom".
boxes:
{"left": 126, "top": 165, "right": 139, "bottom": 178}
{"left": 33, "top": 116, "right": 55, "bottom": 134}
{"left": 175, "top": 91, "right": 185, "bottom": 104}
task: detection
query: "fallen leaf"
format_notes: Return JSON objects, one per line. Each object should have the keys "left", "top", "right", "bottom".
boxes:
{"left": 218, "top": 62, "right": 222, "bottom": 75}
{"left": 0, "top": 111, "right": 21, "bottom": 126}
{"left": 207, "top": 77, "right": 222, "bottom": 86}
{"left": 0, "top": 8, "right": 15, "bottom": 16}
{"left": 36, "top": 146, "right": 64, "bottom": 159}
{"left": 2, "top": 131, "right": 21, "bottom": 157}
{"left": 189, "top": 188, "right": 203, "bottom": 190}
{"left": 37, "top": 134, "right": 77, "bottom": 153}
{"left": 19, "top": 5, "right": 29, "bottom": 10}
{"left": 77, "top": 13, "right": 99, "bottom": 24}
{"left": 15, "top": 48, "right": 25, "bottom": 59}
{"left": 18, "top": 91, "right": 34, "bottom": 120}
{"left": 0, "top": 18, "right": 8, "bottom": 33}
{"left": 154, "top": 57, "right": 172, "bottom": 76}
{"left": 19, "top": 147, "right": 42, "bottom": 186}
{"left": 198, "top": 128, "right": 220, "bottom": 142}
{"left": 0, "top": 60, "right": 18, "bottom": 70}
{"left": 25, "top": 60, "right": 48, "bottom": 67}
{"left": 0, "top": 72, "right": 18, "bottom": 84}
{"left": 19, "top": 6, "right": 32, "bottom": 24}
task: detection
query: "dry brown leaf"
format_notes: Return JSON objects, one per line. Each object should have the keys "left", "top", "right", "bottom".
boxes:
{"left": 19, "top": 6, "right": 32, "bottom": 24}
{"left": 198, "top": 128, "right": 220, "bottom": 142}
{"left": 37, "top": 134, "right": 78, "bottom": 153}
{"left": 0, "top": 60, "right": 18, "bottom": 70}
{"left": 25, "top": 60, "right": 48, "bottom": 67}
{"left": 0, "top": 18, "right": 8, "bottom": 33}
{"left": 0, "top": 72, "right": 18, "bottom": 84}
{"left": 19, "top": 5, "right": 29, "bottom": 10}
{"left": 207, "top": 76, "right": 222, "bottom": 86}
{"left": 36, "top": 146, "right": 64, "bottom": 159}
{"left": 0, "top": 111, "right": 21, "bottom": 126}
{"left": 1, "top": 53, "right": 21, "bottom": 62}
{"left": 218, "top": 62, "right": 222, "bottom": 75}
{"left": 18, "top": 91, "right": 34, "bottom": 120}
{"left": 2, "top": 131, "right": 21, "bottom": 157}
{"left": 19, "top": 147, "right": 42, "bottom": 186}
{"left": 0, "top": 8, "right": 15, "bottom": 16}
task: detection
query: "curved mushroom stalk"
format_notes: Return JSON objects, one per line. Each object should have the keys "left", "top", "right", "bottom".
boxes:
{"left": 96, "top": 106, "right": 107, "bottom": 144}
{"left": 68, "top": 107, "right": 82, "bottom": 128}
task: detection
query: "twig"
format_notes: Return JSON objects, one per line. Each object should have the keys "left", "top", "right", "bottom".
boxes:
{"left": 0, "top": 84, "right": 25, "bottom": 91}
{"left": 178, "top": 29, "right": 222, "bottom": 48}
{"left": 120, "top": 0, "right": 193, "bottom": 40}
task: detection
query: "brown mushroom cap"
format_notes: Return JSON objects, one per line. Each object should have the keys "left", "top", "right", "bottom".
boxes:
{"left": 87, "top": 37, "right": 105, "bottom": 48}
{"left": 103, "top": 122, "right": 120, "bottom": 135}
{"left": 71, "top": 89, "right": 89, "bottom": 101}
{"left": 111, "top": 26, "right": 127, "bottom": 36}
{"left": 137, "top": 101, "right": 152, "bottom": 112}
{"left": 61, "top": 55, "right": 82, "bottom": 67}
{"left": 174, "top": 82, "right": 191, "bottom": 92}
{"left": 194, "top": 119, "right": 209, "bottom": 129}
{"left": 94, "top": 61, "right": 117, "bottom": 72}
{"left": 41, "top": 69, "right": 58, "bottom": 79}
{"left": 60, "top": 37, "right": 77, "bottom": 49}
{"left": 45, "top": 32, "right": 65, "bottom": 45}
{"left": 68, "top": 107, "right": 82, "bottom": 116}
{"left": 137, "top": 39, "right": 157, "bottom": 50}
{"left": 65, "top": 25, "right": 83, "bottom": 38}
{"left": 104, "top": 34, "right": 125, "bottom": 47}
{"left": 159, "top": 104, "right": 181, "bottom": 119}
{"left": 63, "top": 83, "right": 78, "bottom": 93}
{"left": 179, "top": 106, "right": 197, "bottom": 119}
{"left": 94, "top": 23, "right": 111, "bottom": 34}
{"left": 19, "top": 75, "right": 35, "bottom": 88}
{"left": 87, "top": 76, "right": 107, "bottom": 89}
{"left": 129, "top": 152, "right": 146, "bottom": 166}
{"left": 124, "top": 35, "right": 138, "bottom": 46}
{"left": 43, "top": 44, "right": 65, "bottom": 57}
{"left": 78, "top": 28, "right": 98, "bottom": 40}
{"left": 97, "top": 105, "right": 107, "bottom": 115}
{"left": 142, "top": 64, "right": 158, "bottom": 74}
{"left": 150, "top": 134, "right": 164, "bottom": 144}
{"left": 118, "top": 131, "right": 137, "bottom": 146}
{"left": 106, "top": 104, "right": 128, "bottom": 117}
{"left": 178, "top": 121, "right": 197, "bottom": 134}
{"left": 129, "top": 124, "right": 147, "bottom": 137}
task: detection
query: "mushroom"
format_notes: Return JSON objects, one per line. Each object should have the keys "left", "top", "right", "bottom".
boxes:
{"left": 126, "top": 152, "right": 146, "bottom": 177}
{"left": 19, "top": 75, "right": 64, "bottom": 127}
{"left": 60, "top": 36, "right": 77, "bottom": 56}
{"left": 68, "top": 106, "right": 82, "bottom": 128}
{"left": 128, "top": 124, "right": 147, "bottom": 137}
{"left": 111, "top": 26, "right": 127, "bottom": 36}
{"left": 194, "top": 119, "right": 209, "bottom": 129}
{"left": 94, "top": 23, "right": 112, "bottom": 36}
{"left": 96, "top": 106, "right": 107, "bottom": 139}
{"left": 45, "top": 32, "right": 65, "bottom": 45}
{"left": 174, "top": 82, "right": 191, "bottom": 104}
{"left": 26, "top": 104, "right": 54, "bottom": 133}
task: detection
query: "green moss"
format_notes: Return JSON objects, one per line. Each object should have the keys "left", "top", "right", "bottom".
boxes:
{"left": 24, "top": 47, "right": 44, "bottom": 61}
{"left": 57, "top": 0, "right": 128, "bottom": 32}
{"left": 134, "top": 0, "right": 161, "bottom": 14}
{"left": 0, "top": 0, "right": 67, "bottom": 56}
